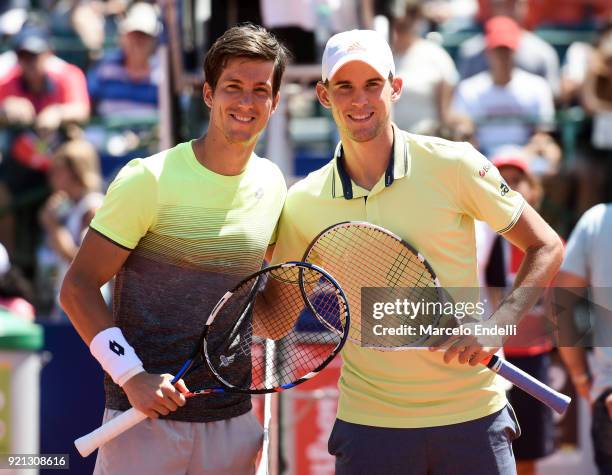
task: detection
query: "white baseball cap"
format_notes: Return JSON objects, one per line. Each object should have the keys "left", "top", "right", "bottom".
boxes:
{"left": 322, "top": 30, "right": 395, "bottom": 82}
{"left": 120, "top": 2, "right": 161, "bottom": 37}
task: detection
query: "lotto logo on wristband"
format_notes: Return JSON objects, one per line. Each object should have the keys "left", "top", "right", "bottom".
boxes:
{"left": 109, "top": 341, "right": 125, "bottom": 356}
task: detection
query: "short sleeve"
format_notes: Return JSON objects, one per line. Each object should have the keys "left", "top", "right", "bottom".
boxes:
{"left": 455, "top": 143, "right": 525, "bottom": 234}
{"left": 561, "top": 206, "right": 599, "bottom": 280}
{"left": 90, "top": 159, "right": 157, "bottom": 249}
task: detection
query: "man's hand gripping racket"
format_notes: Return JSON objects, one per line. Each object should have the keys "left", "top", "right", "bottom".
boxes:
{"left": 75, "top": 262, "right": 349, "bottom": 457}
{"left": 302, "top": 221, "right": 571, "bottom": 415}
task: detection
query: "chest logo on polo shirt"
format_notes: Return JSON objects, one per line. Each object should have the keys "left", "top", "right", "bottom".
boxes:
{"left": 254, "top": 187, "right": 264, "bottom": 200}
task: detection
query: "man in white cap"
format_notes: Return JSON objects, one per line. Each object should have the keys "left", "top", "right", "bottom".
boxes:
{"left": 271, "top": 29, "right": 563, "bottom": 474}
{"left": 86, "top": 2, "right": 162, "bottom": 120}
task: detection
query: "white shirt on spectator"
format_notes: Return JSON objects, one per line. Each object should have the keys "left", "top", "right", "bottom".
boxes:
{"left": 452, "top": 68, "right": 555, "bottom": 156}
{"left": 260, "top": 0, "right": 358, "bottom": 33}
{"left": 458, "top": 30, "right": 561, "bottom": 96}
{"left": 393, "top": 38, "right": 459, "bottom": 133}
{"left": 561, "top": 203, "right": 612, "bottom": 400}
{"left": 562, "top": 41, "right": 593, "bottom": 85}
{"left": 261, "top": 0, "right": 316, "bottom": 30}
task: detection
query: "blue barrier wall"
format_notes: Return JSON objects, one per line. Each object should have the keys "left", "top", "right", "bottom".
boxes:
{"left": 40, "top": 322, "right": 105, "bottom": 475}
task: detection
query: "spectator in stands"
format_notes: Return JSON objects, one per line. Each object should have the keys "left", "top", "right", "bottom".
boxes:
{"left": 0, "top": 3, "right": 28, "bottom": 68}
{"left": 560, "top": 41, "right": 593, "bottom": 107}
{"left": 364, "top": 0, "right": 479, "bottom": 32}
{"left": 391, "top": 0, "right": 459, "bottom": 133}
{"left": 37, "top": 138, "right": 103, "bottom": 320}
{"left": 459, "top": 0, "right": 560, "bottom": 97}
{"left": 50, "top": 0, "right": 128, "bottom": 59}
{"left": 260, "top": 0, "right": 360, "bottom": 64}
{"left": 0, "top": 25, "right": 90, "bottom": 133}
{"left": 523, "top": 0, "right": 612, "bottom": 31}
{"left": 360, "top": 0, "right": 394, "bottom": 30}
{"left": 582, "top": 18, "right": 612, "bottom": 151}
{"left": 567, "top": 17, "right": 612, "bottom": 216}
{"left": 0, "top": 24, "right": 89, "bottom": 269}
{"left": 555, "top": 203, "right": 612, "bottom": 475}
{"left": 556, "top": 13, "right": 612, "bottom": 107}
{"left": 477, "top": 153, "right": 555, "bottom": 475}
{"left": 260, "top": 0, "right": 318, "bottom": 64}
{"left": 0, "top": 242, "right": 35, "bottom": 321}
{"left": 452, "top": 16, "right": 556, "bottom": 157}
{"left": 87, "top": 2, "right": 161, "bottom": 120}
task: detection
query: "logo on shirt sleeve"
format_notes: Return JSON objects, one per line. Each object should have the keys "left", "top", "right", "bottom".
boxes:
{"left": 479, "top": 163, "right": 491, "bottom": 177}
{"left": 500, "top": 181, "right": 510, "bottom": 196}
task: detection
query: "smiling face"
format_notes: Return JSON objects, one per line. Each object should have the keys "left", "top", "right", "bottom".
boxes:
{"left": 203, "top": 57, "right": 279, "bottom": 146}
{"left": 316, "top": 61, "right": 402, "bottom": 143}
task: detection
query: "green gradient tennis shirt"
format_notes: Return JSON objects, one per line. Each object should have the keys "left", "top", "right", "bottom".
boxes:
{"left": 272, "top": 124, "right": 525, "bottom": 428}
{"left": 90, "top": 141, "right": 287, "bottom": 422}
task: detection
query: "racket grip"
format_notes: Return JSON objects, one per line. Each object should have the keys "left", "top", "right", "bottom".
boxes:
{"left": 485, "top": 355, "right": 571, "bottom": 415}
{"left": 74, "top": 407, "right": 148, "bottom": 457}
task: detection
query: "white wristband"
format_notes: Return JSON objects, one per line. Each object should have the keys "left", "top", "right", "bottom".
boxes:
{"left": 90, "top": 327, "right": 144, "bottom": 387}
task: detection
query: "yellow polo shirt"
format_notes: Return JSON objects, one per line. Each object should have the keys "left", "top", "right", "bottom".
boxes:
{"left": 272, "top": 124, "right": 525, "bottom": 428}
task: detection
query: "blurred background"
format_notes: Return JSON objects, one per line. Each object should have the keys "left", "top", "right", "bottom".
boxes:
{"left": 0, "top": 0, "right": 610, "bottom": 473}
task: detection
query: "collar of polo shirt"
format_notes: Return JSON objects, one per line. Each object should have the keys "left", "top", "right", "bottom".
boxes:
{"left": 330, "top": 123, "right": 411, "bottom": 200}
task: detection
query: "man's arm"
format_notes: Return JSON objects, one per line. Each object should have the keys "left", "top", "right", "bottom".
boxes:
{"left": 60, "top": 230, "right": 129, "bottom": 343}
{"left": 60, "top": 230, "right": 186, "bottom": 418}
{"left": 438, "top": 204, "right": 564, "bottom": 364}
{"left": 35, "top": 102, "right": 90, "bottom": 132}
{"left": 0, "top": 96, "right": 36, "bottom": 126}
{"left": 501, "top": 204, "right": 564, "bottom": 298}
{"left": 265, "top": 244, "right": 275, "bottom": 263}
{"left": 553, "top": 270, "right": 592, "bottom": 402}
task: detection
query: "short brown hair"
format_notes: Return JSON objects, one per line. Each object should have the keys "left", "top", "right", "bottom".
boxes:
{"left": 53, "top": 139, "right": 101, "bottom": 192}
{"left": 204, "top": 23, "right": 289, "bottom": 96}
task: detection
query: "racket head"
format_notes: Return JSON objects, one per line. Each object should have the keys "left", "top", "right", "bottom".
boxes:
{"left": 199, "top": 262, "right": 350, "bottom": 394}
{"left": 303, "top": 221, "right": 449, "bottom": 349}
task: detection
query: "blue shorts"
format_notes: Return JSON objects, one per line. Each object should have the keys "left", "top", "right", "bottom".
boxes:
{"left": 328, "top": 405, "right": 521, "bottom": 475}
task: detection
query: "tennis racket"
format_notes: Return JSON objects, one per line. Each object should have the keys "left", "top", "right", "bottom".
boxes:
{"left": 303, "top": 221, "right": 571, "bottom": 415}
{"left": 75, "top": 261, "right": 350, "bottom": 457}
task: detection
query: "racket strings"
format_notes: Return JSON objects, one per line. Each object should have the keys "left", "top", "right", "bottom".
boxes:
{"left": 205, "top": 265, "right": 349, "bottom": 392}
{"left": 315, "top": 226, "right": 432, "bottom": 287}
{"left": 305, "top": 225, "right": 442, "bottom": 348}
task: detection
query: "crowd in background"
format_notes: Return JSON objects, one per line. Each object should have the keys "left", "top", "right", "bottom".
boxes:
{"left": 0, "top": 0, "right": 161, "bottom": 319}
{"left": 0, "top": 0, "right": 611, "bottom": 472}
